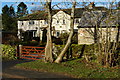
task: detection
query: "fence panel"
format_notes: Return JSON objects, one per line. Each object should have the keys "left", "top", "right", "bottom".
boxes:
{"left": 20, "top": 46, "right": 45, "bottom": 60}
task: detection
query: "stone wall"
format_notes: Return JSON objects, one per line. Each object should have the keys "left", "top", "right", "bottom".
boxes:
{"left": 78, "top": 28, "right": 119, "bottom": 44}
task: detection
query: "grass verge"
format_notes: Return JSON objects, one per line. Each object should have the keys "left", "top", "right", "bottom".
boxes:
{"left": 16, "top": 58, "right": 120, "bottom": 78}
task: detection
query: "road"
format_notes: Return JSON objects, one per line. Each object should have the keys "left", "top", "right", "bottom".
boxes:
{"left": 1, "top": 60, "right": 71, "bottom": 79}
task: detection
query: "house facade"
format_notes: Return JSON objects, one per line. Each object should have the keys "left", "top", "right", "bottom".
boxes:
{"left": 18, "top": 2, "right": 113, "bottom": 43}
{"left": 78, "top": 10, "right": 120, "bottom": 44}
{"left": 18, "top": 8, "right": 83, "bottom": 40}
{"left": 78, "top": 28, "right": 119, "bottom": 44}
{"left": 18, "top": 19, "right": 47, "bottom": 41}
{"left": 52, "top": 10, "right": 81, "bottom": 37}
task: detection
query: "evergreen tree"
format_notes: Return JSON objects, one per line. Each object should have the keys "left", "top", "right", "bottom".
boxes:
{"left": 17, "top": 2, "right": 28, "bottom": 17}
{"left": 2, "top": 5, "right": 9, "bottom": 15}
{"left": 2, "top": 5, "right": 17, "bottom": 32}
{"left": 9, "top": 6, "right": 15, "bottom": 17}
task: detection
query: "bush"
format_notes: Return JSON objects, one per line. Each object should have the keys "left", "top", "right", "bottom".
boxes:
{"left": 1, "top": 44, "right": 17, "bottom": 60}
{"left": 18, "top": 41, "right": 39, "bottom": 46}
{"left": 54, "top": 44, "right": 98, "bottom": 61}
{"left": 72, "top": 32, "right": 78, "bottom": 44}
{"left": 54, "top": 32, "right": 78, "bottom": 45}
{"left": 2, "top": 34, "right": 19, "bottom": 45}
{"left": 52, "top": 36, "right": 63, "bottom": 45}
{"left": 59, "top": 33, "right": 69, "bottom": 45}
{"left": 29, "top": 41, "right": 39, "bottom": 46}
{"left": 54, "top": 43, "right": 120, "bottom": 67}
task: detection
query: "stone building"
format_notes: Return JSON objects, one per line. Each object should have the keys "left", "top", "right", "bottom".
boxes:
{"left": 78, "top": 10, "right": 120, "bottom": 44}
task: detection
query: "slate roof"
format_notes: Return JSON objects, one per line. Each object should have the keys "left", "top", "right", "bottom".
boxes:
{"left": 18, "top": 11, "right": 48, "bottom": 20}
{"left": 18, "top": 6, "right": 107, "bottom": 21}
{"left": 78, "top": 10, "right": 120, "bottom": 28}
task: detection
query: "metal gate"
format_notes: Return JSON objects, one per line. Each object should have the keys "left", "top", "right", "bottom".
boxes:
{"left": 20, "top": 46, "right": 45, "bottom": 60}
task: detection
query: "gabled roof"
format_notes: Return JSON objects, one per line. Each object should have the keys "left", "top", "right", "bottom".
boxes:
{"left": 18, "top": 6, "right": 107, "bottom": 21}
{"left": 18, "top": 11, "right": 48, "bottom": 21}
{"left": 57, "top": 8, "right": 85, "bottom": 18}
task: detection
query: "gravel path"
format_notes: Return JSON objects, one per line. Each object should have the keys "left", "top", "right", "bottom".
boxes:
{"left": 2, "top": 60, "right": 71, "bottom": 79}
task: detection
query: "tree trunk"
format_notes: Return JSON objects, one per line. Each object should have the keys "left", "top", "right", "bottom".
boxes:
{"left": 54, "top": 2, "right": 76, "bottom": 63}
{"left": 44, "top": 0, "right": 53, "bottom": 62}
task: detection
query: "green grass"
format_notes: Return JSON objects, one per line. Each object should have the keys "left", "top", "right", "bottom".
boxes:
{"left": 16, "top": 59, "right": 120, "bottom": 78}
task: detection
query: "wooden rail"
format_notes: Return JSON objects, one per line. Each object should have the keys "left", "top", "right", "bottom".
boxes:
{"left": 20, "top": 46, "right": 45, "bottom": 60}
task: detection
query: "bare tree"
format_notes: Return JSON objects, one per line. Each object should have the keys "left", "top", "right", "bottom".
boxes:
{"left": 79, "top": 1, "right": 119, "bottom": 67}
{"left": 44, "top": 0, "right": 53, "bottom": 62}
{"left": 55, "top": 1, "right": 76, "bottom": 63}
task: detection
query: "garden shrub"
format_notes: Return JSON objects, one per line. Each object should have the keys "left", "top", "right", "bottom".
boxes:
{"left": 29, "top": 41, "right": 39, "bottom": 46}
{"left": 18, "top": 41, "right": 39, "bottom": 46}
{"left": 59, "top": 33, "right": 69, "bottom": 45}
{"left": 54, "top": 43, "right": 120, "bottom": 67}
{"left": 72, "top": 32, "right": 78, "bottom": 44}
{"left": 54, "top": 44, "right": 98, "bottom": 61}
{"left": 53, "top": 32, "right": 78, "bottom": 45}
{"left": 2, "top": 44, "right": 17, "bottom": 60}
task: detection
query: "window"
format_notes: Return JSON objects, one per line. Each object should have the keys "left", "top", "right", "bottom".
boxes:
{"left": 75, "top": 19, "right": 79, "bottom": 23}
{"left": 21, "top": 21, "right": 24, "bottom": 26}
{"left": 52, "top": 26, "right": 55, "bottom": 31}
{"left": 56, "top": 31, "right": 60, "bottom": 37}
{"left": 60, "top": 26, "right": 62, "bottom": 28}
{"left": 57, "top": 20, "right": 59, "bottom": 24}
{"left": 63, "top": 19, "right": 65, "bottom": 24}
{"left": 29, "top": 20, "right": 34, "bottom": 25}
{"left": 44, "top": 20, "right": 48, "bottom": 24}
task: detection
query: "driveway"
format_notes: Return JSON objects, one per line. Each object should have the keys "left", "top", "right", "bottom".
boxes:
{"left": 1, "top": 60, "right": 71, "bottom": 79}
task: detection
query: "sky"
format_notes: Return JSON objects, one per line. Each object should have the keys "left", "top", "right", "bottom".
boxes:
{"left": 0, "top": 0, "right": 120, "bottom": 2}
{"left": 0, "top": 0, "right": 119, "bottom": 14}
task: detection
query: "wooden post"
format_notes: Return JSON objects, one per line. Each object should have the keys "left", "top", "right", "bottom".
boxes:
{"left": 19, "top": 45, "right": 22, "bottom": 59}
{"left": 16, "top": 45, "right": 19, "bottom": 59}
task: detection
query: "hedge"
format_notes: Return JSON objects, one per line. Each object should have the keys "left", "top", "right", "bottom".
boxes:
{"left": 54, "top": 43, "right": 120, "bottom": 63}
{"left": 1, "top": 44, "right": 17, "bottom": 60}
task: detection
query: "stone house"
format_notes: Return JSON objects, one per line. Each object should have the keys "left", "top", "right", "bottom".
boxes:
{"left": 78, "top": 9, "right": 120, "bottom": 44}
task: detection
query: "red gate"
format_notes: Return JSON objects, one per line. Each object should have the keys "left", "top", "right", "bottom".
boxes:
{"left": 20, "top": 46, "right": 45, "bottom": 60}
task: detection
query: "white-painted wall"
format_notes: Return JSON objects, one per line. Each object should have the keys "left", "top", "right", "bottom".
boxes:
{"left": 52, "top": 10, "right": 80, "bottom": 37}
{"left": 18, "top": 10, "right": 81, "bottom": 39}
{"left": 52, "top": 11, "right": 71, "bottom": 33}
{"left": 18, "top": 20, "right": 47, "bottom": 40}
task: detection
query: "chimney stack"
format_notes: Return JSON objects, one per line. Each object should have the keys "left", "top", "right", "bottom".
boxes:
{"left": 88, "top": 2, "right": 95, "bottom": 9}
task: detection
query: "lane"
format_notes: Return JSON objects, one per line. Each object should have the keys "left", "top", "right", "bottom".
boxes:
{"left": 3, "top": 67, "right": 69, "bottom": 78}
{"left": 2, "top": 60, "right": 70, "bottom": 78}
